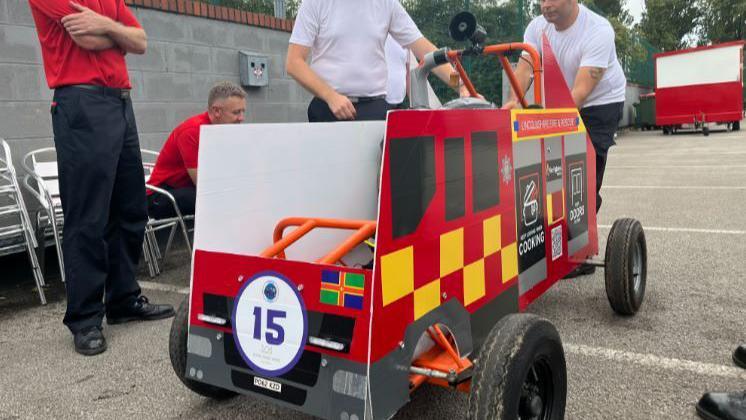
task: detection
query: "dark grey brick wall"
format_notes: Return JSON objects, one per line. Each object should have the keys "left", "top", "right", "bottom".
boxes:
{"left": 0, "top": 0, "right": 310, "bottom": 169}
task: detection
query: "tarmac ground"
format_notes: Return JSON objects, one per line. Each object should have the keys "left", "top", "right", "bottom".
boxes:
{"left": 1, "top": 126, "right": 745, "bottom": 419}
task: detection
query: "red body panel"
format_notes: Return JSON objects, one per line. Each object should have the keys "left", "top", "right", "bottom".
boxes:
{"left": 369, "top": 108, "right": 598, "bottom": 362}
{"left": 190, "top": 250, "right": 373, "bottom": 363}
{"left": 370, "top": 110, "right": 518, "bottom": 362}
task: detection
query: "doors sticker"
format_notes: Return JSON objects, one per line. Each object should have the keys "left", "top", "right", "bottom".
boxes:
{"left": 565, "top": 156, "right": 588, "bottom": 241}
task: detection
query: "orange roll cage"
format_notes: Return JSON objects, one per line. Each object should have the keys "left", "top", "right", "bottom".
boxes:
{"left": 260, "top": 217, "right": 377, "bottom": 265}
{"left": 447, "top": 42, "right": 543, "bottom": 108}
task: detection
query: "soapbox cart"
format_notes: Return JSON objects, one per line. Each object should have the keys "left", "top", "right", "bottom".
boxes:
{"left": 168, "top": 13, "right": 647, "bottom": 420}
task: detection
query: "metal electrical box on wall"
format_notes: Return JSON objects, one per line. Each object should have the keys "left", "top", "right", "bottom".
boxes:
{"left": 239, "top": 51, "right": 269, "bottom": 87}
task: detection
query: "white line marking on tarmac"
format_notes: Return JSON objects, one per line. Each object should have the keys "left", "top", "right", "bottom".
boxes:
{"left": 139, "top": 281, "right": 190, "bottom": 295}
{"left": 613, "top": 151, "right": 746, "bottom": 157}
{"left": 140, "top": 276, "right": 746, "bottom": 378}
{"left": 566, "top": 343, "right": 746, "bottom": 380}
{"left": 607, "top": 165, "right": 746, "bottom": 169}
{"left": 598, "top": 225, "right": 746, "bottom": 235}
{"left": 604, "top": 185, "right": 746, "bottom": 190}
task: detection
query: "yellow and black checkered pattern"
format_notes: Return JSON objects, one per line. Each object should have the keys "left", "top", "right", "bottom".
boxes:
{"left": 379, "top": 215, "right": 518, "bottom": 320}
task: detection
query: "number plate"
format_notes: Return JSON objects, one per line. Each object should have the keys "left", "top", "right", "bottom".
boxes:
{"left": 254, "top": 376, "right": 282, "bottom": 393}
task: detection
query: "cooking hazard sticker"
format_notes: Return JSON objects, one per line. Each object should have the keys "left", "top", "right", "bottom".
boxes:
{"left": 515, "top": 164, "right": 546, "bottom": 273}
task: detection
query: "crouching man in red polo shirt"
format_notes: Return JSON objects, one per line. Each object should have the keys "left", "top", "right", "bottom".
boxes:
{"left": 147, "top": 81, "right": 247, "bottom": 219}
{"left": 29, "top": 0, "right": 174, "bottom": 356}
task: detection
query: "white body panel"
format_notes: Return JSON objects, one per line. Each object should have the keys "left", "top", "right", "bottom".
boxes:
{"left": 195, "top": 122, "right": 384, "bottom": 263}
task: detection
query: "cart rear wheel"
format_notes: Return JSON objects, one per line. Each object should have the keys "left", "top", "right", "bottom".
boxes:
{"left": 467, "top": 314, "right": 566, "bottom": 420}
{"left": 703, "top": 126, "right": 710, "bottom": 136}
{"left": 662, "top": 126, "right": 670, "bottom": 135}
{"left": 734, "top": 121, "right": 740, "bottom": 131}
{"left": 169, "top": 296, "right": 237, "bottom": 399}
{"left": 605, "top": 218, "right": 647, "bottom": 315}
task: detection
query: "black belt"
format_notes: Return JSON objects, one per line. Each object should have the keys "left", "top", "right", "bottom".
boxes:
{"left": 347, "top": 95, "right": 386, "bottom": 104}
{"left": 58, "top": 84, "right": 131, "bottom": 99}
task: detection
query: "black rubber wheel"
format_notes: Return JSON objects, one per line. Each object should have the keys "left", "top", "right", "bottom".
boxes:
{"left": 604, "top": 218, "right": 647, "bottom": 316}
{"left": 703, "top": 126, "right": 710, "bottom": 136}
{"left": 662, "top": 126, "right": 670, "bottom": 135}
{"left": 733, "top": 121, "right": 741, "bottom": 131}
{"left": 169, "top": 296, "right": 237, "bottom": 399}
{"left": 467, "top": 314, "right": 566, "bottom": 420}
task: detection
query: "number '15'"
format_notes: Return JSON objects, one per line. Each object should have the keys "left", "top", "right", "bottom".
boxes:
{"left": 252, "top": 307, "right": 286, "bottom": 345}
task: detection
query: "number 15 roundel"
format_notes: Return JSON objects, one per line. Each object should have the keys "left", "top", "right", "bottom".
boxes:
{"left": 232, "top": 272, "right": 308, "bottom": 377}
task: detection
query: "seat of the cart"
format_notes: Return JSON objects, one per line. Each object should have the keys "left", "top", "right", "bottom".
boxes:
{"left": 259, "top": 216, "right": 377, "bottom": 267}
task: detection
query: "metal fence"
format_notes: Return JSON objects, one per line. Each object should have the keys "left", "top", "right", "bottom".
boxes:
{"left": 624, "top": 37, "right": 658, "bottom": 87}
{"left": 203, "top": 0, "right": 293, "bottom": 18}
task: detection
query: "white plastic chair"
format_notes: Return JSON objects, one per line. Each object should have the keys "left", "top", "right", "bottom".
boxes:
{"left": 1, "top": 139, "right": 46, "bottom": 304}
{"left": 21, "top": 147, "right": 65, "bottom": 284}
{"left": 141, "top": 149, "right": 194, "bottom": 277}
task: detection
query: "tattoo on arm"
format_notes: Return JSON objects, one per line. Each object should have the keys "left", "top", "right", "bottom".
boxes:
{"left": 589, "top": 67, "right": 605, "bottom": 81}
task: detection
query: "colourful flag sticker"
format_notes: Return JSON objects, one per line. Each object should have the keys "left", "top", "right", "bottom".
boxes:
{"left": 320, "top": 270, "right": 365, "bottom": 310}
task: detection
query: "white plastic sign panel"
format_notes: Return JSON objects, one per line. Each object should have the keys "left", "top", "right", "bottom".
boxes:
{"left": 657, "top": 45, "right": 742, "bottom": 88}
{"left": 194, "top": 121, "right": 385, "bottom": 262}
{"left": 232, "top": 271, "right": 307, "bottom": 376}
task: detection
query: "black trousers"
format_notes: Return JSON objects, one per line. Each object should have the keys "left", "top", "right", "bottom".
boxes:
{"left": 307, "top": 97, "right": 389, "bottom": 122}
{"left": 52, "top": 86, "right": 147, "bottom": 334}
{"left": 579, "top": 102, "right": 624, "bottom": 213}
{"left": 147, "top": 185, "right": 196, "bottom": 220}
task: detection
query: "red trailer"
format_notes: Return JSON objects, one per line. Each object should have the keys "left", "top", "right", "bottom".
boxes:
{"left": 654, "top": 41, "right": 745, "bottom": 135}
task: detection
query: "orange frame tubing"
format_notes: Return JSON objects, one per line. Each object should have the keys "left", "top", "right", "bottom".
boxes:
{"left": 447, "top": 42, "right": 543, "bottom": 108}
{"left": 410, "top": 325, "right": 473, "bottom": 394}
{"left": 260, "top": 217, "right": 377, "bottom": 265}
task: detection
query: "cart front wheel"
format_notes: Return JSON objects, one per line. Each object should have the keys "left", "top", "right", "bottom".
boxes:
{"left": 169, "top": 296, "right": 237, "bottom": 399}
{"left": 703, "top": 126, "right": 710, "bottom": 136}
{"left": 467, "top": 314, "right": 566, "bottom": 420}
{"left": 733, "top": 121, "right": 740, "bottom": 131}
{"left": 605, "top": 218, "right": 647, "bottom": 315}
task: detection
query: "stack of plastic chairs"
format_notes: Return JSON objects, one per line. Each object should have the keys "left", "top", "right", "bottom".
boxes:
{"left": 21, "top": 147, "right": 65, "bottom": 286}
{"left": 0, "top": 139, "right": 46, "bottom": 304}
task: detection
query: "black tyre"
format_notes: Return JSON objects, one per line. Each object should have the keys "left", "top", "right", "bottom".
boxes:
{"left": 662, "top": 126, "right": 670, "bottom": 135}
{"left": 734, "top": 121, "right": 740, "bottom": 131}
{"left": 604, "top": 218, "right": 647, "bottom": 316}
{"left": 467, "top": 314, "right": 566, "bottom": 420}
{"left": 703, "top": 126, "right": 710, "bottom": 136}
{"left": 169, "top": 296, "right": 237, "bottom": 399}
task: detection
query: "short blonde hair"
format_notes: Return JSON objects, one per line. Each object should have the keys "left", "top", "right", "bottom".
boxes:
{"left": 208, "top": 81, "right": 246, "bottom": 107}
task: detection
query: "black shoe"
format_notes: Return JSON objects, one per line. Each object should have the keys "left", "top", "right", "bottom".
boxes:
{"left": 107, "top": 295, "right": 175, "bottom": 325}
{"left": 696, "top": 391, "right": 746, "bottom": 420}
{"left": 74, "top": 326, "right": 107, "bottom": 356}
{"left": 563, "top": 263, "right": 596, "bottom": 279}
{"left": 734, "top": 346, "right": 746, "bottom": 369}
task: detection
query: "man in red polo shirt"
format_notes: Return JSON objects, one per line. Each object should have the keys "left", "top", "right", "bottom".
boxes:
{"left": 147, "top": 81, "right": 247, "bottom": 219}
{"left": 29, "top": 0, "right": 174, "bottom": 356}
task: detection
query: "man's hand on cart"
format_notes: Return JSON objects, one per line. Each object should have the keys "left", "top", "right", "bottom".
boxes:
{"left": 459, "top": 84, "right": 485, "bottom": 100}
{"left": 501, "top": 99, "right": 519, "bottom": 110}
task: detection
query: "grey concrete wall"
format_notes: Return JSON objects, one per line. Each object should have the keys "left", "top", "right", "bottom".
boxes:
{"left": 0, "top": 0, "right": 310, "bottom": 172}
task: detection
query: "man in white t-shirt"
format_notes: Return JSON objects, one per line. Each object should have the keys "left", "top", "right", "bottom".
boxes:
{"left": 287, "top": 0, "right": 470, "bottom": 122}
{"left": 504, "top": 0, "right": 626, "bottom": 277}
{"left": 385, "top": 35, "right": 408, "bottom": 108}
